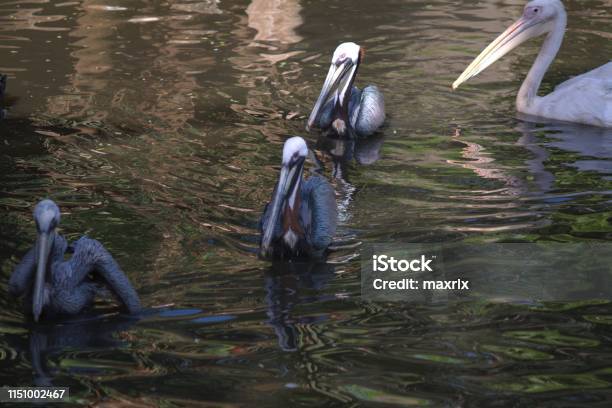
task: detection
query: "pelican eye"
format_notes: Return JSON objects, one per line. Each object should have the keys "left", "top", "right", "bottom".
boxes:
{"left": 335, "top": 54, "right": 349, "bottom": 66}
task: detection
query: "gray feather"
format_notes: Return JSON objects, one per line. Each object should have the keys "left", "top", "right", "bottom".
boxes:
{"left": 317, "top": 85, "right": 385, "bottom": 138}
{"left": 352, "top": 85, "right": 385, "bottom": 137}
{"left": 10, "top": 234, "right": 141, "bottom": 318}
{"left": 302, "top": 175, "right": 337, "bottom": 254}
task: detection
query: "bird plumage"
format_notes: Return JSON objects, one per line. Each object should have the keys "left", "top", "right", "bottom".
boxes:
{"left": 533, "top": 62, "right": 612, "bottom": 127}
{"left": 317, "top": 85, "right": 385, "bottom": 137}
{"left": 260, "top": 174, "right": 337, "bottom": 259}
{"left": 9, "top": 200, "right": 141, "bottom": 320}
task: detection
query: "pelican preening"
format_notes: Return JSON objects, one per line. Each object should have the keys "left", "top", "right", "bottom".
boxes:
{"left": 307, "top": 42, "right": 385, "bottom": 138}
{"left": 453, "top": 0, "right": 612, "bottom": 128}
{"left": 9, "top": 200, "right": 141, "bottom": 322}
{"left": 260, "top": 136, "right": 337, "bottom": 259}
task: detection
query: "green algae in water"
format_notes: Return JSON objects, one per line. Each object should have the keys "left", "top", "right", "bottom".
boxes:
{"left": 481, "top": 344, "right": 553, "bottom": 361}
{"left": 491, "top": 373, "right": 611, "bottom": 393}
{"left": 504, "top": 330, "right": 599, "bottom": 347}
{"left": 343, "top": 384, "right": 433, "bottom": 406}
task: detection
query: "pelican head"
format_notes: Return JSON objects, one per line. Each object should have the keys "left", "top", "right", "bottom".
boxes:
{"left": 307, "top": 42, "right": 363, "bottom": 131}
{"left": 260, "top": 137, "right": 308, "bottom": 258}
{"left": 452, "top": 0, "right": 565, "bottom": 90}
{"left": 32, "top": 199, "right": 60, "bottom": 322}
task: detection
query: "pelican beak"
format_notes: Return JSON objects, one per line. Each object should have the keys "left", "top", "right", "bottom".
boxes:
{"left": 452, "top": 15, "right": 552, "bottom": 89}
{"left": 33, "top": 231, "right": 53, "bottom": 322}
{"left": 307, "top": 61, "right": 355, "bottom": 131}
{"left": 260, "top": 157, "right": 305, "bottom": 258}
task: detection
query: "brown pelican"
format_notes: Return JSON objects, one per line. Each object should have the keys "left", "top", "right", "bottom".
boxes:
{"left": 453, "top": 0, "right": 612, "bottom": 128}
{"left": 9, "top": 199, "right": 141, "bottom": 321}
{"left": 260, "top": 136, "right": 337, "bottom": 259}
{"left": 307, "top": 42, "right": 385, "bottom": 138}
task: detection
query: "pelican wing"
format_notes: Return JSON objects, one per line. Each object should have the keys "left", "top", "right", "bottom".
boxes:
{"left": 68, "top": 237, "right": 141, "bottom": 314}
{"left": 301, "top": 175, "right": 337, "bottom": 255}
{"left": 9, "top": 247, "right": 36, "bottom": 296}
{"left": 554, "top": 61, "right": 612, "bottom": 92}
{"left": 351, "top": 85, "right": 385, "bottom": 137}
{"left": 536, "top": 66, "right": 612, "bottom": 128}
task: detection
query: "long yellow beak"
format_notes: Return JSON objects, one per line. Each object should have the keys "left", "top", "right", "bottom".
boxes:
{"left": 452, "top": 16, "right": 550, "bottom": 90}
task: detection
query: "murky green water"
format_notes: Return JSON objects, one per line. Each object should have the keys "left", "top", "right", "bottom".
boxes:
{"left": 1, "top": 0, "right": 612, "bottom": 405}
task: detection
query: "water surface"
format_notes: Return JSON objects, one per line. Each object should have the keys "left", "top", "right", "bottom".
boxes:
{"left": 1, "top": 0, "right": 612, "bottom": 405}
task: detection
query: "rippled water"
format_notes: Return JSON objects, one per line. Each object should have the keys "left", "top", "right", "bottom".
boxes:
{"left": 1, "top": 0, "right": 612, "bottom": 405}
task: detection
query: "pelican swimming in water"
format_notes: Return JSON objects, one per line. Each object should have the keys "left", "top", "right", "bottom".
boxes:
{"left": 9, "top": 199, "right": 141, "bottom": 321}
{"left": 453, "top": 0, "right": 612, "bottom": 128}
{"left": 260, "top": 136, "right": 337, "bottom": 259}
{"left": 307, "top": 42, "right": 385, "bottom": 138}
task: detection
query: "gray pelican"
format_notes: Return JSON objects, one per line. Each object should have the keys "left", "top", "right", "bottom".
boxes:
{"left": 260, "top": 136, "right": 337, "bottom": 259}
{"left": 453, "top": 0, "right": 612, "bottom": 128}
{"left": 9, "top": 199, "right": 141, "bottom": 321}
{"left": 307, "top": 42, "right": 385, "bottom": 138}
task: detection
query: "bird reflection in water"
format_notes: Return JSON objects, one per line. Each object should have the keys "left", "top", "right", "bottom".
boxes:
{"left": 315, "top": 134, "right": 385, "bottom": 225}
{"left": 516, "top": 119, "right": 612, "bottom": 192}
{"left": 264, "top": 261, "right": 335, "bottom": 352}
{"left": 246, "top": 0, "right": 302, "bottom": 47}
{"left": 317, "top": 134, "right": 385, "bottom": 177}
{"left": 450, "top": 120, "right": 612, "bottom": 199}
{"left": 26, "top": 314, "right": 139, "bottom": 386}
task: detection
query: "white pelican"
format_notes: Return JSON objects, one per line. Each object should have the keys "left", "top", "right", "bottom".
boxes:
{"left": 453, "top": 0, "right": 612, "bottom": 128}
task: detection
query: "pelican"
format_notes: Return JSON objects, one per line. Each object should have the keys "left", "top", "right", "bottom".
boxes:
{"left": 9, "top": 199, "right": 141, "bottom": 321}
{"left": 453, "top": 0, "right": 612, "bottom": 128}
{"left": 260, "top": 136, "right": 337, "bottom": 259}
{"left": 307, "top": 42, "right": 385, "bottom": 138}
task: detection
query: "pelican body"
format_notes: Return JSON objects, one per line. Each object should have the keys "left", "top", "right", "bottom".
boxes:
{"left": 9, "top": 200, "right": 141, "bottom": 321}
{"left": 260, "top": 137, "right": 337, "bottom": 259}
{"left": 307, "top": 42, "right": 385, "bottom": 138}
{"left": 453, "top": 0, "right": 611, "bottom": 128}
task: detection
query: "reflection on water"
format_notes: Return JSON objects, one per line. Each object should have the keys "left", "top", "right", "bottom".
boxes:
{"left": 247, "top": 0, "right": 302, "bottom": 45}
{"left": 265, "top": 262, "right": 335, "bottom": 351}
{"left": 27, "top": 315, "right": 139, "bottom": 387}
{"left": 1, "top": 0, "right": 612, "bottom": 405}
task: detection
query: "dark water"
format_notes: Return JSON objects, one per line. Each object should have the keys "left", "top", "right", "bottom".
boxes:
{"left": 1, "top": 0, "right": 612, "bottom": 405}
